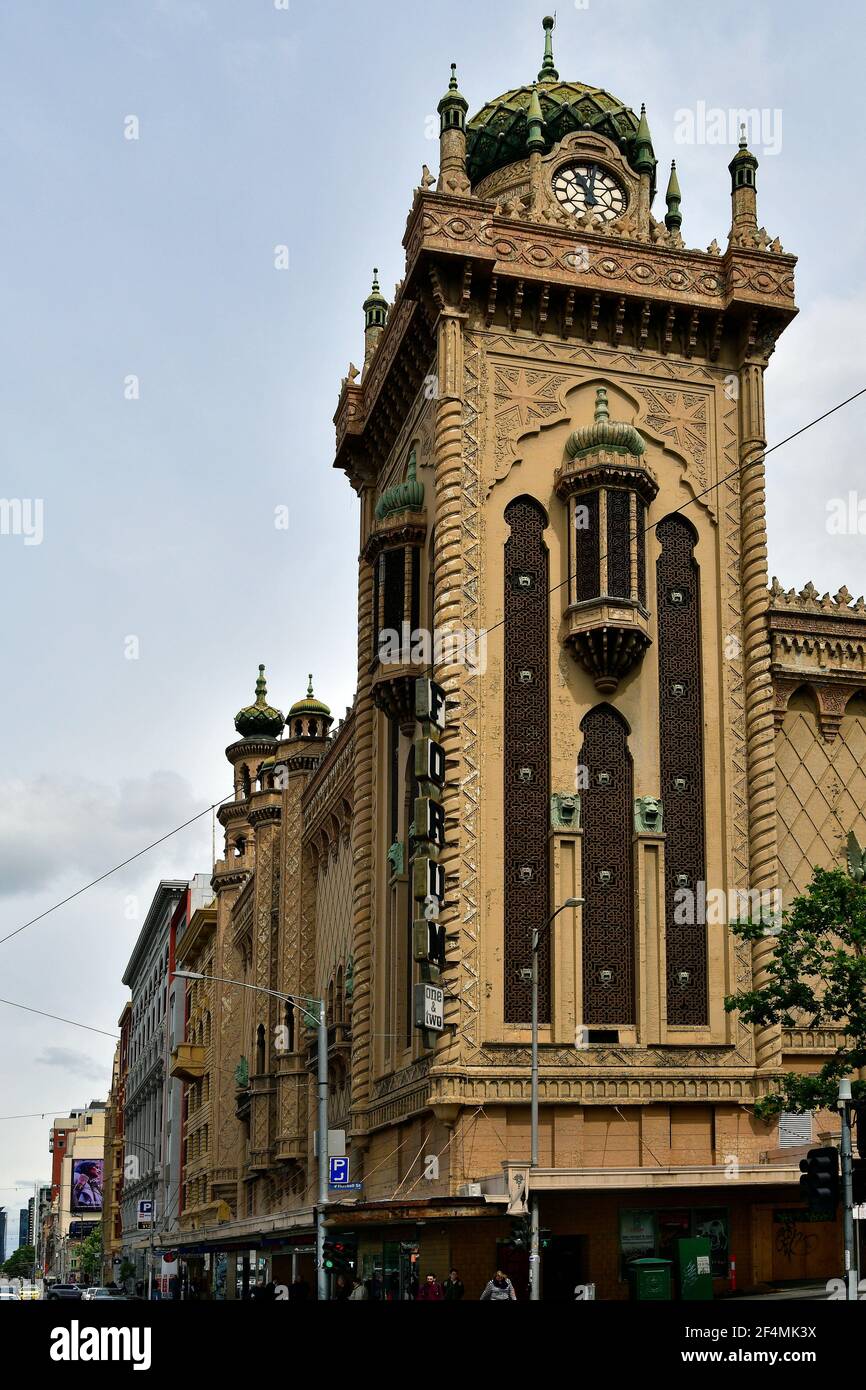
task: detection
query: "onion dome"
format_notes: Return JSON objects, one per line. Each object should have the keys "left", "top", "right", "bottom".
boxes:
{"left": 288, "top": 674, "right": 331, "bottom": 721}
{"left": 374, "top": 448, "right": 425, "bottom": 521}
{"left": 466, "top": 16, "right": 647, "bottom": 189}
{"left": 234, "top": 665, "right": 285, "bottom": 739}
{"left": 286, "top": 675, "right": 333, "bottom": 740}
{"left": 566, "top": 387, "right": 646, "bottom": 459}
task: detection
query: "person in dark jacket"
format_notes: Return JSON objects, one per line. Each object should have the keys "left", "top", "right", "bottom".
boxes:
{"left": 480, "top": 1270, "right": 517, "bottom": 1301}
{"left": 442, "top": 1269, "right": 465, "bottom": 1300}
{"left": 416, "top": 1272, "right": 443, "bottom": 1301}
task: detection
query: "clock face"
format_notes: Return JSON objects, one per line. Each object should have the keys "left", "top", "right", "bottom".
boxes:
{"left": 552, "top": 162, "right": 627, "bottom": 221}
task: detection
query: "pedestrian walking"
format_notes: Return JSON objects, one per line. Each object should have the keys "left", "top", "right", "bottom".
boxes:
{"left": 416, "top": 1272, "right": 443, "bottom": 1301}
{"left": 442, "top": 1268, "right": 465, "bottom": 1300}
{"left": 348, "top": 1276, "right": 368, "bottom": 1300}
{"left": 480, "top": 1269, "right": 517, "bottom": 1301}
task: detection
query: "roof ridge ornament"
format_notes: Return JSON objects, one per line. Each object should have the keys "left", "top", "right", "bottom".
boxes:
{"left": 538, "top": 14, "right": 559, "bottom": 83}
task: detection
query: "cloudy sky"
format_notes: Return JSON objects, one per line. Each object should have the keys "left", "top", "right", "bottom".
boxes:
{"left": 0, "top": 0, "right": 863, "bottom": 1242}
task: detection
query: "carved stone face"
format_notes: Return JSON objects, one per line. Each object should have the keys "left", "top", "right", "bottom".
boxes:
{"left": 641, "top": 796, "right": 661, "bottom": 829}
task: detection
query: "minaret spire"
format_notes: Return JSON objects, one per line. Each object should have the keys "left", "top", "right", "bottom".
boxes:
{"left": 436, "top": 61, "right": 470, "bottom": 196}
{"left": 728, "top": 123, "right": 759, "bottom": 240}
{"left": 538, "top": 15, "right": 559, "bottom": 83}
{"left": 362, "top": 268, "right": 388, "bottom": 369}
{"left": 665, "top": 160, "right": 682, "bottom": 232}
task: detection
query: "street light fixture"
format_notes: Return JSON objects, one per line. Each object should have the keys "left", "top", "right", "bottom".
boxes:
{"left": 529, "top": 897, "right": 584, "bottom": 1303}
{"left": 173, "top": 969, "right": 330, "bottom": 1301}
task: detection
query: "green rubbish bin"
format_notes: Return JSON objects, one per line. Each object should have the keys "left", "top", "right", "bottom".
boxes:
{"left": 627, "top": 1257, "right": 673, "bottom": 1301}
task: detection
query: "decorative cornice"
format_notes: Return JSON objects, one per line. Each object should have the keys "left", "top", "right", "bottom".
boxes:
{"left": 402, "top": 191, "right": 796, "bottom": 311}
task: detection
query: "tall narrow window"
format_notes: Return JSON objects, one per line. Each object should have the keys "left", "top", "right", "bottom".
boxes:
{"left": 579, "top": 705, "right": 635, "bottom": 1023}
{"left": 503, "top": 497, "right": 550, "bottom": 1022}
{"left": 657, "top": 514, "right": 708, "bottom": 1025}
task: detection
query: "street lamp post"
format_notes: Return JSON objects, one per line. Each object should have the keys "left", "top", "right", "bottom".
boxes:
{"left": 124, "top": 1139, "right": 160, "bottom": 1300}
{"left": 174, "top": 970, "right": 330, "bottom": 1302}
{"left": 528, "top": 897, "right": 583, "bottom": 1303}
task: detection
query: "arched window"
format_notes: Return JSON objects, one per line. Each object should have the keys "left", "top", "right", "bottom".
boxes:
{"left": 657, "top": 512, "right": 707, "bottom": 1025}
{"left": 336, "top": 967, "right": 344, "bottom": 1024}
{"left": 579, "top": 704, "right": 634, "bottom": 1025}
{"left": 503, "top": 496, "right": 550, "bottom": 1023}
{"left": 255, "top": 1023, "right": 265, "bottom": 1074}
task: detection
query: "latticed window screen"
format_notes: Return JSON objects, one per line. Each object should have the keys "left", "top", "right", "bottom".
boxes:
{"left": 657, "top": 514, "right": 708, "bottom": 1025}
{"left": 606, "top": 489, "right": 631, "bottom": 599}
{"left": 381, "top": 548, "right": 406, "bottom": 635}
{"left": 579, "top": 705, "right": 635, "bottom": 1023}
{"left": 636, "top": 498, "right": 647, "bottom": 606}
{"left": 504, "top": 497, "right": 550, "bottom": 1022}
{"left": 574, "top": 489, "right": 600, "bottom": 602}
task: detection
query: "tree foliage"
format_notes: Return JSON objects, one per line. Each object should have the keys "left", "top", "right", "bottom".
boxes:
{"left": 725, "top": 867, "right": 866, "bottom": 1119}
{"left": 79, "top": 1227, "right": 103, "bottom": 1280}
{"left": 3, "top": 1245, "right": 35, "bottom": 1279}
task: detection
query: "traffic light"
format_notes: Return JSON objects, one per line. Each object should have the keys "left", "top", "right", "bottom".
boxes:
{"left": 323, "top": 1241, "right": 351, "bottom": 1273}
{"left": 799, "top": 1146, "right": 839, "bottom": 1216}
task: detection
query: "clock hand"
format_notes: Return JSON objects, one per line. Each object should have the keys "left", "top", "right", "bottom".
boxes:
{"left": 570, "top": 168, "right": 598, "bottom": 208}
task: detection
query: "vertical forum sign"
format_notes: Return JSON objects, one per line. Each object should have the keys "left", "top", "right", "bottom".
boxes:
{"left": 412, "top": 678, "right": 447, "bottom": 1046}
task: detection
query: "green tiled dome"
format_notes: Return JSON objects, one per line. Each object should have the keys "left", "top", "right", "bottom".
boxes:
{"left": 466, "top": 17, "right": 644, "bottom": 188}
{"left": 234, "top": 665, "right": 284, "bottom": 739}
{"left": 566, "top": 387, "right": 646, "bottom": 459}
{"left": 288, "top": 674, "right": 331, "bottom": 720}
{"left": 375, "top": 448, "right": 424, "bottom": 522}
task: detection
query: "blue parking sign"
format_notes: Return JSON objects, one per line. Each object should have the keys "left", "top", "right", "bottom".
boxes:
{"left": 329, "top": 1157, "right": 349, "bottom": 1186}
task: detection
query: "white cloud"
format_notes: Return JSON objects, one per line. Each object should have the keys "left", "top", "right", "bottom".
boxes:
{"left": 0, "top": 770, "right": 206, "bottom": 900}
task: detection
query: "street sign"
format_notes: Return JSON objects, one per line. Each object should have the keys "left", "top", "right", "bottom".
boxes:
{"left": 414, "top": 982, "right": 444, "bottom": 1032}
{"left": 137, "top": 1200, "right": 153, "bottom": 1229}
{"left": 329, "top": 1157, "right": 350, "bottom": 1187}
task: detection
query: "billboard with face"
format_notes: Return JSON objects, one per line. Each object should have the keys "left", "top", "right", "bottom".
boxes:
{"left": 71, "top": 1159, "right": 104, "bottom": 1212}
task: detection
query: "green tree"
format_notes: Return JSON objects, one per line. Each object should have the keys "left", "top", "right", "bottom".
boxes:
{"left": 725, "top": 866, "right": 866, "bottom": 1119}
{"left": 79, "top": 1228, "right": 103, "bottom": 1281}
{"left": 3, "top": 1245, "right": 35, "bottom": 1279}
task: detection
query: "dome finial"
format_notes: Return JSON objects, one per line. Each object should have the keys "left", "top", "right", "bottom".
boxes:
{"left": 255, "top": 663, "right": 268, "bottom": 705}
{"left": 538, "top": 15, "right": 559, "bottom": 83}
{"left": 594, "top": 387, "right": 610, "bottom": 423}
{"left": 307, "top": 673, "right": 314, "bottom": 698}
{"left": 449, "top": 62, "right": 458, "bottom": 91}
{"left": 739, "top": 121, "right": 748, "bottom": 149}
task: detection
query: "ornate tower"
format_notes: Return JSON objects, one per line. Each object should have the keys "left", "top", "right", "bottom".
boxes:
{"left": 333, "top": 14, "right": 809, "bottom": 1291}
